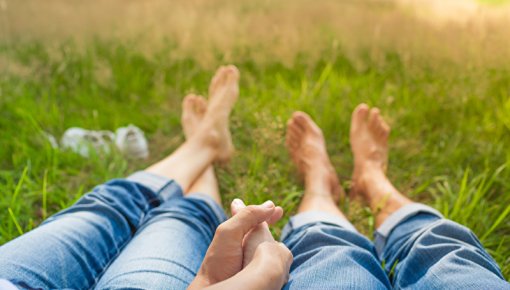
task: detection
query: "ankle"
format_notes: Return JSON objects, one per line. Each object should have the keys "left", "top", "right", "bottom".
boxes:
{"left": 298, "top": 194, "right": 343, "bottom": 217}
{"left": 359, "top": 170, "right": 413, "bottom": 222}
{"left": 304, "top": 171, "right": 333, "bottom": 196}
{"left": 353, "top": 164, "right": 384, "bottom": 194}
{"left": 305, "top": 164, "right": 329, "bottom": 181}
{"left": 194, "top": 126, "right": 221, "bottom": 150}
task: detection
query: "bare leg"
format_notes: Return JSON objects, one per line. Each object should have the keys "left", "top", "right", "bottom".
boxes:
{"left": 181, "top": 94, "right": 221, "bottom": 204}
{"left": 286, "top": 112, "right": 346, "bottom": 218}
{"left": 350, "top": 104, "right": 412, "bottom": 228}
{"left": 146, "top": 65, "right": 239, "bottom": 192}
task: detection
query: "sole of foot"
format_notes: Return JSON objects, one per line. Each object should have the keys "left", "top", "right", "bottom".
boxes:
{"left": 286, "top": 111, "right": 343, "bottom": 203}
{"left": 349, "top": 103, "right": 391, "bottom": 200}
{"left": 182, "top": 94, "right": 207, "bottom": 138}
{"left": 196, "top": 65, "right": 240, "bottom": 163}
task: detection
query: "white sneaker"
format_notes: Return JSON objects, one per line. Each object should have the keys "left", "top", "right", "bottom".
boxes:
{"left": 61, "top": 128, "right": 114, "bottom": 158}
{"left": 115, "top": 125, "right": 149, "bottom": 159}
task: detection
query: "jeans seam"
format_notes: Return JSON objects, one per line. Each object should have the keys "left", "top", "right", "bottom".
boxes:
{"left": 90, "top": 179, "right": 175, "bottom": 289}
{"left": 89, "top": 225, "right": 135, "bottom": 289}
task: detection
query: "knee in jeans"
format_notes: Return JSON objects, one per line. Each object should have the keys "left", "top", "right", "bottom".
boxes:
{"left": 427, "top": 220, "right": 477, "bottom": 242}
{"left": 407, "top": 219, "right": 485, "bottom": 255}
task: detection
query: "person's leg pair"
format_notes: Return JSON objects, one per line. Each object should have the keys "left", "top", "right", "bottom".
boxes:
{"left": 281, "top": 106, "right": 509, "bottom": 289}
{"left": 282, "top": 110, "right": 391, "bottom": 289}
{"left": 282, "top": 204, "right": 509, "bottom": 289}
{"left": 95, "top": 87, "right": 232, "bottom": 289}
{"left": 93, "top": 172, "right": 226, "bottom": 289}
{"left": 0, "top": 65, "right": 239, "bottom": 289}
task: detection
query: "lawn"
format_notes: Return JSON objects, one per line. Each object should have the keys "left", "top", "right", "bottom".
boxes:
{"left": 1, "top": 0, "right": 510, "bottom": 280}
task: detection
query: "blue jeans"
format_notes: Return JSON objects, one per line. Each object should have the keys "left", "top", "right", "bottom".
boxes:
{"left": 0, "top": 172, "right": 226, "bottom": 289}
{"left": 282, "top": 206, "right": 510, "bottom": 289}
{"left": 0, "top": 173, "right": 508, "bottom": 289}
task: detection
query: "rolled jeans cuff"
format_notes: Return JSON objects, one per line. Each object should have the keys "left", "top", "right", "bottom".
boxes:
{"left": 281, "top": 211, "right": 358, "bottom": 241}
{"left": 127, "top": 171, "right": 183, "bottom": 202}
{"left": 374, "top": 203, "right": 443, "bottom": 256}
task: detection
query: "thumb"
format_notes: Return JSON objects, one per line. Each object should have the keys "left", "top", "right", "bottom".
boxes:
{"left": 230, "top": 198, "right": 246, "bottom": 216}
{"left": 231, "top": 198, "right": 284, "bottom": 225}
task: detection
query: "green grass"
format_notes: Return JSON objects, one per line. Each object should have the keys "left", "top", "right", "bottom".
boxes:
{"left": 1, "top": 40, "right": 510, "bottom": 279}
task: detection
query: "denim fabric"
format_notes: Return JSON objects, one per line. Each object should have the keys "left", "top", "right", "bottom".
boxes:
{"left": 94, "top": 194, "right": 226, "bottom": 289}
{"left": 380, "top": 214, "right": 510, "bottom": 289}
{"left": 282, "top": 213, "right": 391, "bottom": 289}
{"left": 374, "top": 203, "right": 443, "bottom": 256}
{"left": 1, "top": 173, "right": 508, "bottom": 290}
{"left": 0, "top": 172, "right": 226, "bottom": 290}
{"left": 282, "top": 204, "right": 510, "bottom": 290}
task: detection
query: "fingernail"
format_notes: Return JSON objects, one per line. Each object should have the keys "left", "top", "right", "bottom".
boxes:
{"left": 233, "top": 198, "right": 245, "bottom": 206}
{"left": 262, "top": 200, "right": 275, "bottom": 208}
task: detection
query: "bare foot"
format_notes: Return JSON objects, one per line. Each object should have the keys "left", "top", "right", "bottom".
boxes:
{"left": 143, "top": 66, "right": 238, "bottom": 193}
{"left": 182, "top": 94, "right": 221, "bottom": 202}
{"left": 182, "top": 94, "right": 207, "bottom": 138}
{"left": 286, "top": 112, "right": 343, "bottom": 203}
{"left": 196, "top": 65, "right": 240, "bottom": 163}
{"left": 350, "top": 104, "right": 412, "bottom": 221}
{"left": 350, "top": 104, "right": 390, "bottom": 197}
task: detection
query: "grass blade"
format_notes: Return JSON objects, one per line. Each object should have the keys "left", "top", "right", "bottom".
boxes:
{"left": 481, "top": 204, "right": 510, "bottom": 241}
{"left": 42, "top": 170, "right": 48, "bottom": 220}
{"left": 11, "top": 165, "right": 29, "bottom": 206}
{"left": 8, "top": 208, "right": 24, "bottom": 235}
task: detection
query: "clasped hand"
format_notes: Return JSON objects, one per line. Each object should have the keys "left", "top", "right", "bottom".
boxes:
{"left": 188, "top": 199, "right": 293, "bottom": 290}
